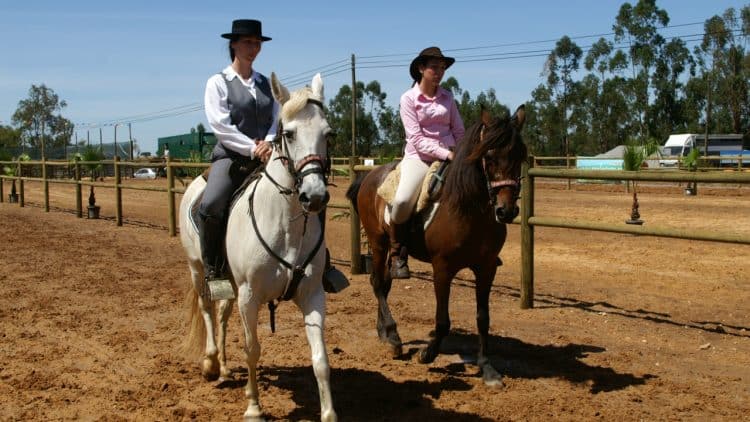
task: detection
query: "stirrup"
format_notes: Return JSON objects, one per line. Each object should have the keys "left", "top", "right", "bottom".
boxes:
{"left": 390, "top": 257, "right": 410, "bottom": 279}
{"left": 204, "top": 273, "right": 235, "bottom": 301}
{"left": 322, "top": 265, "right": 350, "bottom": 293}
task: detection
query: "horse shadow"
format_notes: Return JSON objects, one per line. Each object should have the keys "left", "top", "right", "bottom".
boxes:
{"left": 421, "top": 329, "right": 654, "bottom": 394}
{"left": 219, "top": 364, "right": 493, "bottom": 421}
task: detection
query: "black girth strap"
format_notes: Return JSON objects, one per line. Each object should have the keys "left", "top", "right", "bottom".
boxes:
{"left": 247, "top": 179, "right": 325, "bottom": 302}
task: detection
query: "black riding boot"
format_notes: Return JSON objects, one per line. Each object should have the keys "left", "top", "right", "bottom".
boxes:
{"left": 319, "top": 211, "right": 349, "bottom": 293}
{"left": 388, "top": 222, "right": 410, "bottom": 279}
{"left": 199, "top": 215, "right": 229, "bottom": 284}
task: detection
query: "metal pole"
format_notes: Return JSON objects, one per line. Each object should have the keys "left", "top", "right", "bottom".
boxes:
{"left": 99, "top": 127, "right": 103, "bottom": 152}
{"left": 114, "top": 124, "right": 118, "bottom": 159}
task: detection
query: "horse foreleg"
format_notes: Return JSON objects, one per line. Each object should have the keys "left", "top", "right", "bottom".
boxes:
{"left": 419, "top": 267, "right": 454, "bottom": 364}
{"left": 370, "top": 245, "right": 402, "bottom": 357}
{"left": 216, "top": 298, "right": 234, "bottom": 382}
{"left": 297, "top": 289, "right": 338, "bottom": 422}
{"left": 474, "top": 265, "right": 503, "bottom": 387}
{"left": 237, "top": 290, "right": 263, "bottom": 420}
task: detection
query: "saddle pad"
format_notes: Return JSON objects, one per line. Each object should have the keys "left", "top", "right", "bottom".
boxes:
{"left": 376, "top": 161, "right": 441, "bottom": 213}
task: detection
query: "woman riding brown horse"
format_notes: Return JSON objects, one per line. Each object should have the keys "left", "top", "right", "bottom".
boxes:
{"left": 346, "top": 106, "right": 527, "bottom": 386}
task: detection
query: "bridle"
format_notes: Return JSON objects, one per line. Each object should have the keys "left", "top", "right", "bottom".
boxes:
{"left": 479, "top": 124, "right": 521, "bottom": 215}
{"left": 263, "top": 98, "right": 328, "bottom": 196}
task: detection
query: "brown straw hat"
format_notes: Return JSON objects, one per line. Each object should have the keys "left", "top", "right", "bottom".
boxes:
{"left": 409, "top": 46, "right": 455, "bottom": 81}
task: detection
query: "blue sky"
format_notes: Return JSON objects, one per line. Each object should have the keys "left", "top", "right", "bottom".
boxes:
{"left": 0, "top": 1, "right": 746, "bottom": 154}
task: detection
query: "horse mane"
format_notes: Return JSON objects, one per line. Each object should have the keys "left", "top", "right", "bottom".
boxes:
{"left": 441, "top": 115, "right": 522, "bottom": 216}
{"left": 280, "top": 86, "right": 322, "bottom": 121}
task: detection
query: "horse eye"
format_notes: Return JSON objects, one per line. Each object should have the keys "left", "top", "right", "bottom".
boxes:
{"left": 284, "top": 130, "right": 295, "bottom": 140}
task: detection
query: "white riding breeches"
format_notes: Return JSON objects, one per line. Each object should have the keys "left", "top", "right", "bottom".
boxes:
{"left": 390, "top": 158, "right": 430, "bottom": 224}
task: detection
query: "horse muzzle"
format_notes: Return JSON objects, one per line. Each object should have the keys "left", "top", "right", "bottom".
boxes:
{"left": 495, "top": 203, "right": 519, "bottom": 224}
{"left": 299, "top": 190, "right": 330, "bottom": 214}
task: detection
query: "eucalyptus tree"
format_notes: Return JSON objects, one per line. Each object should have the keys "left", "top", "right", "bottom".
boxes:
{"left": 11, "top": 84, "right": 73, "bottom": 158}
{"left": 543, "top": 35, "right": 583, "bottom": 156}
{"left": 326, "top": 81, "right": 391, "bottom": 157}
{"left": 649, "top": 38, "right": 694, "bottom": 141}
{"left": 583, "top": 37, "right": 631, "bottom": 153}
{"left": 699, "top": 6, "right": 750, "bottom": 135}
{"left": 613, "top": 0, "right": 670, "bottom": 141}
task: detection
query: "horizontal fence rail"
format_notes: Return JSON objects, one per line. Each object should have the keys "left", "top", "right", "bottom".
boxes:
{"left": 519, "top": 159, "right": 750, "bottom": 309}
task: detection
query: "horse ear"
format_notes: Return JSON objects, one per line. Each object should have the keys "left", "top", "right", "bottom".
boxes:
{"left": 271, "top": 72, "right": 290, "bottom": 105}
{"left": 311, "top": 73, "right": 324, "bottom": 101}
{"left": 480, "top": 107, "right": 491, "bottom": 127}
{"left": 512, "top": 105, "right": 526, "bottom": 129}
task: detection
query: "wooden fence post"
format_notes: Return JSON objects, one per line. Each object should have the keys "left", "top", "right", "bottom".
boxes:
{"left": 115, "top": 156, "right": 123, "bottom": 226}
{"left": 520, "top": 157, "right": 535, "bottom": 309}
{"left": 349, "top": 156, "right": 362, "bottom": 274}
{"left": 18, "top": 162, "right": 24, "bottom": 208}
{"left": 42, "top": 158, "right": 49, "bottom": 212}
{"left": 75, "top": 158, "right": 82, "bottom": 218}
{"left": 167, "top": 158, "right": 176, "bottom": 237}
{"left": 0, "top": 175, "right": 4, "bottom": 203}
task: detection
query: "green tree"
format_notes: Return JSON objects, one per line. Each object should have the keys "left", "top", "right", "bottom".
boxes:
{"left": 543, "top": 35, "right": 583, "bottom": 156}
{"left": 11, "top": 84, "right": 73, "bottom": 158}
{"left": 613, "top": 0, "right": 670, "bottom": 141}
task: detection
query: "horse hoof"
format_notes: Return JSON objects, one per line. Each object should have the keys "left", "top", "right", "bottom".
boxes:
{"left": 201, "top": 358, "right": 220, "bottom": 382}
{"left": 482, "top": 364, "right": 504, "bottom": 388}
{"left": 388, "top": 343, "right": 403, "bottom": 359}
{"left": 418, "top": 347, "right": 436, "bottom": 364}
{"left": 243, "top": 404, "right": 264, "bottom": 421}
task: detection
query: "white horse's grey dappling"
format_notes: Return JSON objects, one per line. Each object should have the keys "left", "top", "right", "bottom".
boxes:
{"left": 179, "top": 73, "right": 337, "bottom": 422}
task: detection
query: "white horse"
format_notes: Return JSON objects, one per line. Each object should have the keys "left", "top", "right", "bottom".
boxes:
{"left": 179, "top": 73, "right": 336, "bottom": 422}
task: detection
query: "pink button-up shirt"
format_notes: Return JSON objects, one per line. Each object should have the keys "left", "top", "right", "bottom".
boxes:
{"left": 400, "top": 85, "right": 465, "bottom": 163}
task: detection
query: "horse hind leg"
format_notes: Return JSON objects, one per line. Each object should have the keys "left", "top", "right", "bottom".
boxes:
{"left": 186, "top": 262, "right": 221, "bottom": 381}
{"left": 370, "top": 242, "right": 403, "bottom": 357}
{"left": 473, "top": 264, "right": 503, "bottom": 387}
{"left": 297, "top": 288, "right": 337, "bottom": 422}
{"left": 216, "top": 297, "right": 235, "bottom": 382}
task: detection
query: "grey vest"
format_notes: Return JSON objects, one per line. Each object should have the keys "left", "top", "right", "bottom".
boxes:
{"left": 223, "top": 72, "right": 274, "bottom": 140}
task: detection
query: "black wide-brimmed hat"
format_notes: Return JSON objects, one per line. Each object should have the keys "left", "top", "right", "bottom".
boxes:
{"left": 409, "top": 47, "right": 455, "bottom": 81}
{"left": 221, "top": 19, "right": 272, "bottom": 41}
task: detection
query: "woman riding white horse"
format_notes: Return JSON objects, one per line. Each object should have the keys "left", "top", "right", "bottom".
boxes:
{"left": 179, "top": 72, "right": 337, "bottom": 422}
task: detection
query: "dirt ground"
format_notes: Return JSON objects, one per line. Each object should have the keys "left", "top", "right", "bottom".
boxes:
{"left": 0, "top": 176, "right": 748, "bottom": 421}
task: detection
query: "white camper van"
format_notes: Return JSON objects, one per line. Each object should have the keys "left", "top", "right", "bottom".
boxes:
{"left": 659, "top": 133, "right": 744, "bottom": 167}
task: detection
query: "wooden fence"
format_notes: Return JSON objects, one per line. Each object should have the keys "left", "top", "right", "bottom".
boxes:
{"left": 346, "top": 157, "right": 750, "bottom": 307}
{"left": 4, "top": 157, "right": 750, "bottom": 307}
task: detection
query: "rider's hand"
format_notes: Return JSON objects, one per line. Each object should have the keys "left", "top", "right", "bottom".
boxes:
{"left": 446, "top": 151, "right": 455, "bottom": 162}
{"left": 255, "top": 140, "right": 272, "bottom": 163}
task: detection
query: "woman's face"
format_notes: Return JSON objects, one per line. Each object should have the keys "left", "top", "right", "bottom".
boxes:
{"left": 420, "top": 58, "right": 447, "bottom": 85}
{"left": 232, "top": 35, "right": 262, "bottom": 63}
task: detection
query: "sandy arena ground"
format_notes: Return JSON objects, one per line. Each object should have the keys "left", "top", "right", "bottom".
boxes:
{"left": 0, "top": 176, "right": 748, "bottom": 421}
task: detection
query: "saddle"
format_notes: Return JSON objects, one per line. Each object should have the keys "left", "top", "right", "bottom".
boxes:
{"left": 376, "top": 160, "right": 448, "bottom": 214}
{"left": 189, "top": 162, "right": 263, "bottom": 236}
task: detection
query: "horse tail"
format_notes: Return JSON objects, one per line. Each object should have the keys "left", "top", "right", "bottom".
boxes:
{"left": 180, "top": 283, "right": 213, "bottom": 361}
{"left": 346, "top": 174, "right": 364, "bottom": 215}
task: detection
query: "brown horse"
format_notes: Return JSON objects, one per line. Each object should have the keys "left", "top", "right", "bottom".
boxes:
{"left": 346, "top": 106, "right": 527, "bottom": 386}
